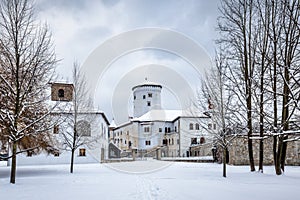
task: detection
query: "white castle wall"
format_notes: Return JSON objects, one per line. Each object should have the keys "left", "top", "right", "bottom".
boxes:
{"left": 133, "top": 84, "right": 162, "bottom": 117}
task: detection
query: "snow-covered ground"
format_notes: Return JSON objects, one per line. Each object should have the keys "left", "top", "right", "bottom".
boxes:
{"left": 1, "top": 160, "right": 300, "bottom": 200}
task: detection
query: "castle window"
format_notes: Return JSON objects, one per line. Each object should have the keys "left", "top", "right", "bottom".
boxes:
{"left": 175, "top": 126, "right": 177, "bottom": 132}
{"left": 77, "top": 120, "right": 91, "bottom": 136}
{"left": 147, "top": 101, "right": 151, "bottom": 106}
{"left": 213, "top": 124, "right": 217, "bottom": 130}
{"left": 58, "top": 89, "right": 65, "bottom": 98}
{"left": 143, "top": 95, "right": 146, "bottom": 99}
{"left": 144, "top": 127, "right": 150, "bottom": 132}
{"left": 53, "top": 125, "right": 59, "bottom": 134}
{"left": 191, "top": 138, "right": 197, "bottom": 145}
{"left": 195, "top": 123, "right": 200, "bottom": 130}
{"left": 189, "top": 123, "right": 194, "bottom": 130}
{"left": 167, "top": 127, "right": 171, "bottom": 133}
{"left": 208, "top": 123, "right": 212, "bottom": 130}
{"left": 27, "top": 150, "right": 33, "bottom": 157}
{"left": 162, "top": 139, "right": 167, "bottom": 145}
{"left": 145, "top": 140, "right": 151, "bottom": 145}
{"left": 134, "top": 95, "right": 136, "bottom": 100}
{"left": 148, "top": 93, "right": 152, "bottom": 97}
{"left": 159, "top": 128, "right": 162, "bottom": 132}
{"left": 79, "top": 148, "right": 86, "bottom": 156}
{"left": 200, "top": 137, "right": 205, "bottom": 144}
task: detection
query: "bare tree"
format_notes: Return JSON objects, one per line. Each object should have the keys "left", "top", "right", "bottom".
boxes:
{"left": 218, "top": 0, "right": 259, "bottom": 172}
{"left": 56, "top": 62, "right": 99, "bottom": 173}
{"left": 217, "top": 0, "right": 300, "bottom": 175}
{"left": 0, "top": 0, "right": 58, "bottom": 183}
{"left": 197, "top": 50, "right": 244, "bottom": 177}
{"left": 274, "top": 0, "right": 300, "bottom": 174}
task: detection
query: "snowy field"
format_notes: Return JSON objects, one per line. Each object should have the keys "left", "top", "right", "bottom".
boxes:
{"left": 1, "top": 160, "right": 300, "bottom": 200}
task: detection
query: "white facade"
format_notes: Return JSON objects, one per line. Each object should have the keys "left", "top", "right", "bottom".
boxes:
{"left": 15, "top": 111, "right": 110, "bottom": 166}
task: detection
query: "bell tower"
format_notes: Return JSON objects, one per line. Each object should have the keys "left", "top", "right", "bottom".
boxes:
{"left": 51, "top": 83, "right": 74, "bottom": 102}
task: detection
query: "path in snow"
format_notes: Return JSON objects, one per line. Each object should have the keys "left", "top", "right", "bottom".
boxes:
{"left": 1, "top": 160, "right": 300, "bottom": 200}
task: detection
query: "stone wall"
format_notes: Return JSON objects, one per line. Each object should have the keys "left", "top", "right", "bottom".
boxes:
{"left": 228, "top": 136, "right": 300, "bottom": 166}
{"left": 190, "top": 143, "right": 213, "bottom": 157}
{"left": 189, "top": 136, "right": 300, "bottom": 166}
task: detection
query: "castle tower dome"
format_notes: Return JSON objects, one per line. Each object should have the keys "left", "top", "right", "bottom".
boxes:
{"left": 132, "top": 79, "right": 162, "bottom": 118}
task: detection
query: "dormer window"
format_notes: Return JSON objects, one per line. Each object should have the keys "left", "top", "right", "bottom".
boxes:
{"left": 58, "top": 89, "right": 64, "bottom": 98}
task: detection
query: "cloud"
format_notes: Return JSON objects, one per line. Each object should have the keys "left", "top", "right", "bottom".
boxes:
{"left": 35, "top": 0, "right": 220, "bottom": 121}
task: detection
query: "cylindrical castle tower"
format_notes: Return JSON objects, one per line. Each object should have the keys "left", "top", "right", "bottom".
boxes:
{"left": 132, "top": 80, "right": 162, "bottom": 118}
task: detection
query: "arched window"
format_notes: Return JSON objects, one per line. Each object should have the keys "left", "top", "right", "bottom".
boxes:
{"left": 77, "top": 120, "right": 91, "bottom": 136}
{"left": 58, "top": 89, "right": 64, "bottom": 98}
{"left": 189, "top": 123, "right": 194, "bottom": 130}
{"left": 195, "top": 123, "right": 200, "bottom": 130}
{"left": 200, "top": 137, "right": 205, "bottom": 144}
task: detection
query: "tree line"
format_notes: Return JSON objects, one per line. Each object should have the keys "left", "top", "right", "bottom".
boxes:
{"left": 201, "top": 0, "right": 300, "bottom": 176}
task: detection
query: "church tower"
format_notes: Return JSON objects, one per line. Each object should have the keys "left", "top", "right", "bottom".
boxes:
{"left": 132, "top": 79, "right": 162, "bottom": 118}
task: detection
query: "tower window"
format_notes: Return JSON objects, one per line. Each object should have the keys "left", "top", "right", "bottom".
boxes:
{"left": 189, "top": 123, "right": 194, "bottom": 130}
{"left": 148, "top": 93, "right": 152, "bottom": 97}
{"left": 58, "top": 89, "right": 65, "bottom": 98}
{"left": 143, "top": 95, "right": 146, "bottom": 99}
{"left": 147, "top": 101, "right": 151, "bottom": 106}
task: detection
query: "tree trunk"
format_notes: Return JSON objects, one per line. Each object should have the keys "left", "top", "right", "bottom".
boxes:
{"left": 10, "top": 141, "right": 17, "bottom": 184}
{"left": 275, "top": 136, "right": 283, "bottom": 175}
{"left": 258, "top": 139, "right": 263, "bottom": 172}
{"left": 258, "top": 65, "right": 265, "bottom": 173}
{"left": 280, "top": 139, "right": 287, "bottom": 172}
{"left": 70, "top": 148, "right": 75, "bottom": 173}
{"left": 223, "top": 148, "right": 227, "bottom": 178}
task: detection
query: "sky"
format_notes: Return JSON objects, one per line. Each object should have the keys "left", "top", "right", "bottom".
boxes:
{"left": 36, "top": 0, "right": 220, "bottom": 124}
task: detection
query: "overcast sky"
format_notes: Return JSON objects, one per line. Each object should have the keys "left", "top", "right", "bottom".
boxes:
{"left": 36, "top": 0, "right": 220, "bottom": 124}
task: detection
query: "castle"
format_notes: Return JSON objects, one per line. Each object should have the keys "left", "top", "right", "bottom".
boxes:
{"left": 108, "top": 80, "right": 214, "bottom": 158}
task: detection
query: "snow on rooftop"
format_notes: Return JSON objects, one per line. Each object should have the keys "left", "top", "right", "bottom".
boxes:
{"left": 131, "top": 109, "right": 207, "bottom": 122}
{"left": 132, "top": 79, "right": 162, "bottom": 91}
{"left": 132, "top": 109, "right": 182, "bottom": 122}
{"left": 109, "top": 118, "right": 117, "bottom": 128}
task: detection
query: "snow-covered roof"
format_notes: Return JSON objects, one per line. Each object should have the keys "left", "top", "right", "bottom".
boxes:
{"left": 132, "top": 80, "right": 162, "bottom": 91}
{"left": 133, "top": 109, "right": 182, "bottom": 122}
{"left": 109, "top": 119, "right": 117, "bottom": 128}
{"left": 132, "top": 109, "right": 207, "bottom": 122}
